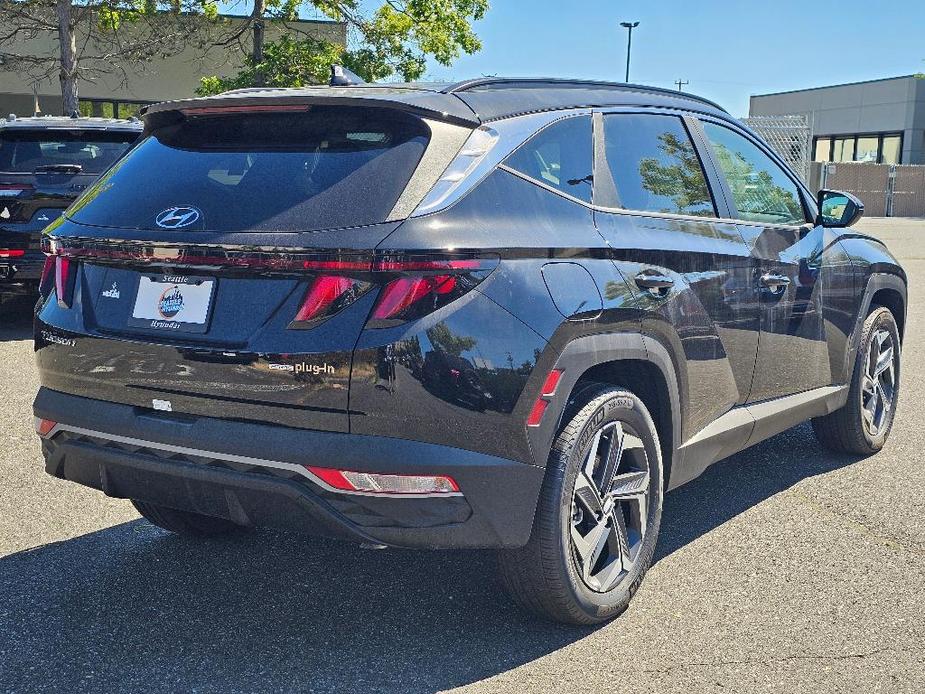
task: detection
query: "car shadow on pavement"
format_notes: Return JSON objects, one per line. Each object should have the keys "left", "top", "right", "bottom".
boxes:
{"left": 0, "top": 297, "right": 34, "bottom": 341}
{"left": 0, "top": 423, "right": 862, "bottom": 693}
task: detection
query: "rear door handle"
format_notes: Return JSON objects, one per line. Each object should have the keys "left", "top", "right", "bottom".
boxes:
{"left": 634, "top": 271, "right": 674, "bottom": 297}
{"left": 759, "top": 273, "right": 791, "bottom": 294}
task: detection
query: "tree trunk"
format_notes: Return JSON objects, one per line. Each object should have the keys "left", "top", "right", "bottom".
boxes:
{"left": 251, "top": 0, "right": 267, "bottom": 87}
{"left": 56, "top": 0, "right": 78, "bottom": 116}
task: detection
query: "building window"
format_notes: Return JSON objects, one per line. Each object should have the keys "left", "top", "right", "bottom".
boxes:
{"left": 813, "top": 138, "right": 831, "bottom": 162}
{"left": 812, "top": 132, "right": 903, "bottom": 165}
{"left": 832, "top": 137, "right": 855, "bottom": 162}
{"left": 855, "top": 136, "right": 879, "bottom": 163}
{"left": 881, "top": 135, "right": 902, "bottom": 165}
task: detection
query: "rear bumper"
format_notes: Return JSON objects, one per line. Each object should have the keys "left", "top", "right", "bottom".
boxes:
{"left": 34, "top": 387, "right": 545, "bottom": 549}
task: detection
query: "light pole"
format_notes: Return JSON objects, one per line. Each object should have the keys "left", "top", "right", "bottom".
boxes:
{"left": 620, "top": 21, "right": 639, "bottom": 83}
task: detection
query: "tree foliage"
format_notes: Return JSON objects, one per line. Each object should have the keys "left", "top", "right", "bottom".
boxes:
{"left": 197, "top": 0, "right": 489, "bottom": 94}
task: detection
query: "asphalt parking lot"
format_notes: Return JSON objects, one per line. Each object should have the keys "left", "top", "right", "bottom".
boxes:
{"left": 1, "top": 217, "right": 924, "bottom": 693}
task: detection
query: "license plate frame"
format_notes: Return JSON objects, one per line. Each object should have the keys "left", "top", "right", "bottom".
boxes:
{"left": 128, "top": 274, "right": 215, "bottom": 334}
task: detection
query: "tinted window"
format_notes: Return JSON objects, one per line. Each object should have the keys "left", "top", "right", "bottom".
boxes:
{"left": 68, "top": 107, "right": 430, "bottom": 232}
{"left": 602, "top": 114, "right": 715, "bottom": 217}
{"left": 702, "top": 122, "right": 806, "bottom": 226}
{"left": 504, "top": 116, "right": 593, "bottom": 203}
{"left": 0, "top": 129, "right": 137, "bottom": 174}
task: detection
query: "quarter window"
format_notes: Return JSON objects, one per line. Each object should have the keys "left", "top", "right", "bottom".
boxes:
{"left": 504, "top": 116, "right": 593, "bottom": 203}
{"left": 602, "top": 114, "right": 715, "bottom": 217}
{"left": 702, "top": 122, "right": 806, "bottom": 226}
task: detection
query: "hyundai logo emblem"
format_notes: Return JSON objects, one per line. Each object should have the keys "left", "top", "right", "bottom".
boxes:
{"left": 155, "top": 206, "right": 202, "bottom": 229}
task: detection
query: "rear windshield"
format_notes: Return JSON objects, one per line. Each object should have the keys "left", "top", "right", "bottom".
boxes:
{"left": 0, "top": 129, "right": 137, "bottom": 174}
{"left": 68, "top": 107, "right": 431, "bottom": 233}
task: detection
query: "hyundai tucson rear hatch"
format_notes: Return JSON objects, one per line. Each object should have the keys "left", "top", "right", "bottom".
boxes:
{"left": 0, "top": 124, "right": 138, "bottom": 292}
{"left": 37, "top": 103, "right": 469, "bottom": 433}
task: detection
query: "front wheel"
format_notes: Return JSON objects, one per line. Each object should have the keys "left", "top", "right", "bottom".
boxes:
{"left": 498, "top": 385, "right": 663, "bottom": 625}
{"left": 812, "top": 306, "right": 901, "bottom": 455}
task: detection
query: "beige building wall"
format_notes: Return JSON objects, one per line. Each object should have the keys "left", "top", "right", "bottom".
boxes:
{"left": 0, "top": 16, "right": 346, "bottom": 117}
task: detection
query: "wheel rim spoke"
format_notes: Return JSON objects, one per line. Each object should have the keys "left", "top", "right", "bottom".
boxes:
{"left": 574, "top": 472, "right": 603, "bottom": 517}
{"left": 862, "top": 329, "right": 897, "bottom": 437}
{"left": 598, "top": 422, "right": 624, "bottom": 495}
{"left": 569, "top": 417, "right": 651, "bottom": 594}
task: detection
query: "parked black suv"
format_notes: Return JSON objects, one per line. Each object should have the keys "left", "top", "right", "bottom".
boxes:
{"left": 0, "top": 115, "right": 141, "bottom": 303}
{"left": 33, "top": 79, "right": 906, "bottom": 624}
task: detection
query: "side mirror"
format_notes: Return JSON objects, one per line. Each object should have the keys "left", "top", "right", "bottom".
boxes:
{"left": 817, "top": 189, "right": 864, "bottom": 228}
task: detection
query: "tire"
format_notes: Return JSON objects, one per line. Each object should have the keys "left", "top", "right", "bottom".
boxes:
{"left": 131, "top": 499, "right": 245, "bottom": 536}
{"left": 498, "top": 385, "right": 663, "bottom": 625}
{"left": 812, "top": 306, "right": 901, "bottom": 455}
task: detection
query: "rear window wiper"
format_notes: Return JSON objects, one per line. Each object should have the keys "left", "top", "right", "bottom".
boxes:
{"left": 34, "top": 164, "right": 83, "bottom": 174}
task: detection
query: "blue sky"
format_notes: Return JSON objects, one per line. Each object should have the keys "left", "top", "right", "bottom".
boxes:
{"left": 420, "top": 0, "right": 925, "bottom": 116}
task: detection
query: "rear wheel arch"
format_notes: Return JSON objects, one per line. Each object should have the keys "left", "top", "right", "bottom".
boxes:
{"left": 533, "top": 333, "right": 680, "bottom": 488}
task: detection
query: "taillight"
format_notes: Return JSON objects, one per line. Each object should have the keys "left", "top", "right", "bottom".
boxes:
{"left": 371, "top": 275, "right": 456, "bottom": 321}
{"left": 290, "top": 275, "right": 372, "bottom": 327}
{"left": 366, "top": 256, "right": 497, "bottom": 328}
{"left": 54, "top": 256, "right": 76, "bottom": 308}
{"left": 0, "top": 249, "right": 25, "bottom": 258}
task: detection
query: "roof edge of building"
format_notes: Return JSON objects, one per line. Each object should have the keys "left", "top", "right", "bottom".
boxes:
{"left": 751, "top": 74, "right": 920, "bottom": 99}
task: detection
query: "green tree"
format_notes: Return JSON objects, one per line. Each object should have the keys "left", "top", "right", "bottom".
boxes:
{"left": 0, "top": 2, "right": 219, "bottom": 115}
{"left": 426, "top": 322, "right": 476, "bottom": 358}
{"left": 197, "top": 0, "right": 488, "bottom": 94}
{"left": 637, "top": 132, "right": 712, "bottom": 215}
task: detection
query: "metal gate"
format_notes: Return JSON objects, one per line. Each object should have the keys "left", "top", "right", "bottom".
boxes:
{"left": 814, "top": 162, "right": 925, "bottom": 217}
{"left": 741, "top": 114, "right": 811, "bottom": 182}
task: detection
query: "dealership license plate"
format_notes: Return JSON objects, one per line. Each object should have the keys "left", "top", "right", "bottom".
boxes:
{"left": 129, "top": 275, "right": 215, "bottom": 333}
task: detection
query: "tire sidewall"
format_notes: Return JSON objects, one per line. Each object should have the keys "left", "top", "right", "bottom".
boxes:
{"left": 553, "top": 388, "right": 664, "bottom": 620}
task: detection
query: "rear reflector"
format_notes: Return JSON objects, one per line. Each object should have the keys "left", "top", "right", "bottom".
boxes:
{"left": 306, "top": 467, "right": 460, "bottom": 495}
{"left": 526, "top": 399, "right": 549, "bottom": 427}
{"left": 541, "top": 369, "right": 563, "bottom": 397}
{"left": 0, "top": 249, "right": 25, "bottom": 258}
{"left": 34, "top": 418, "right": 57, "bottom": 437}
{"left": 527, "top": 369, "right": 564, "bottom": 427}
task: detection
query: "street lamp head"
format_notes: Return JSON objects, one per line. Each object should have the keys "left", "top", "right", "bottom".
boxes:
{"left": 620, "top": 21, "right": 640, "bottom": 28}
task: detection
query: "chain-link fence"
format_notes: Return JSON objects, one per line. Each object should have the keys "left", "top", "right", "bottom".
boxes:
{"left": 741, "top": 114, "right": 811, "bottom": 183}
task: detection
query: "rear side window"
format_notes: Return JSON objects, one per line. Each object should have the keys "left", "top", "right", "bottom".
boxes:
{"left": 0, "top": 129, "right": 137, "bottom": 174}
{"left": 701, "top": 122, "right": 806, "bottom": 226}
{"left": 601, "top": 114, "right": 715, "bottom": 217}
{"left": 504, "top": 116, "right": 593, "bottom": 203}
{"left": 68, "top": 107, "right": 431, "bottom": 232}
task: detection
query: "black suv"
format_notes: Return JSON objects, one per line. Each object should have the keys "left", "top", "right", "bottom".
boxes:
{"left": 33, "top": 79, "right": 906, "bottom": 624}
{"left": 0, "top": 115, "right": 141, "bottom": 303}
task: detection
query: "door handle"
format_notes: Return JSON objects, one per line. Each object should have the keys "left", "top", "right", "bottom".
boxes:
{"left": 634, "top": 271, "right": 674, "bottom": 297}
{"left": 759, "top": 273, "right": 791, "bottom": 294}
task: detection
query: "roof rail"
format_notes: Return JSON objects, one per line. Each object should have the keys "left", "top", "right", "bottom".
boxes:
{"left": 442, "top": 77, "right": 728, "bottom": 113}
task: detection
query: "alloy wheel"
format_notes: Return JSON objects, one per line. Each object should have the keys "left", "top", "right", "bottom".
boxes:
{"left": 569, "top": 420, "right": 650, "bottom": 593}
{"left": 861, "top": 328, "right": 897, "bottom": 438}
